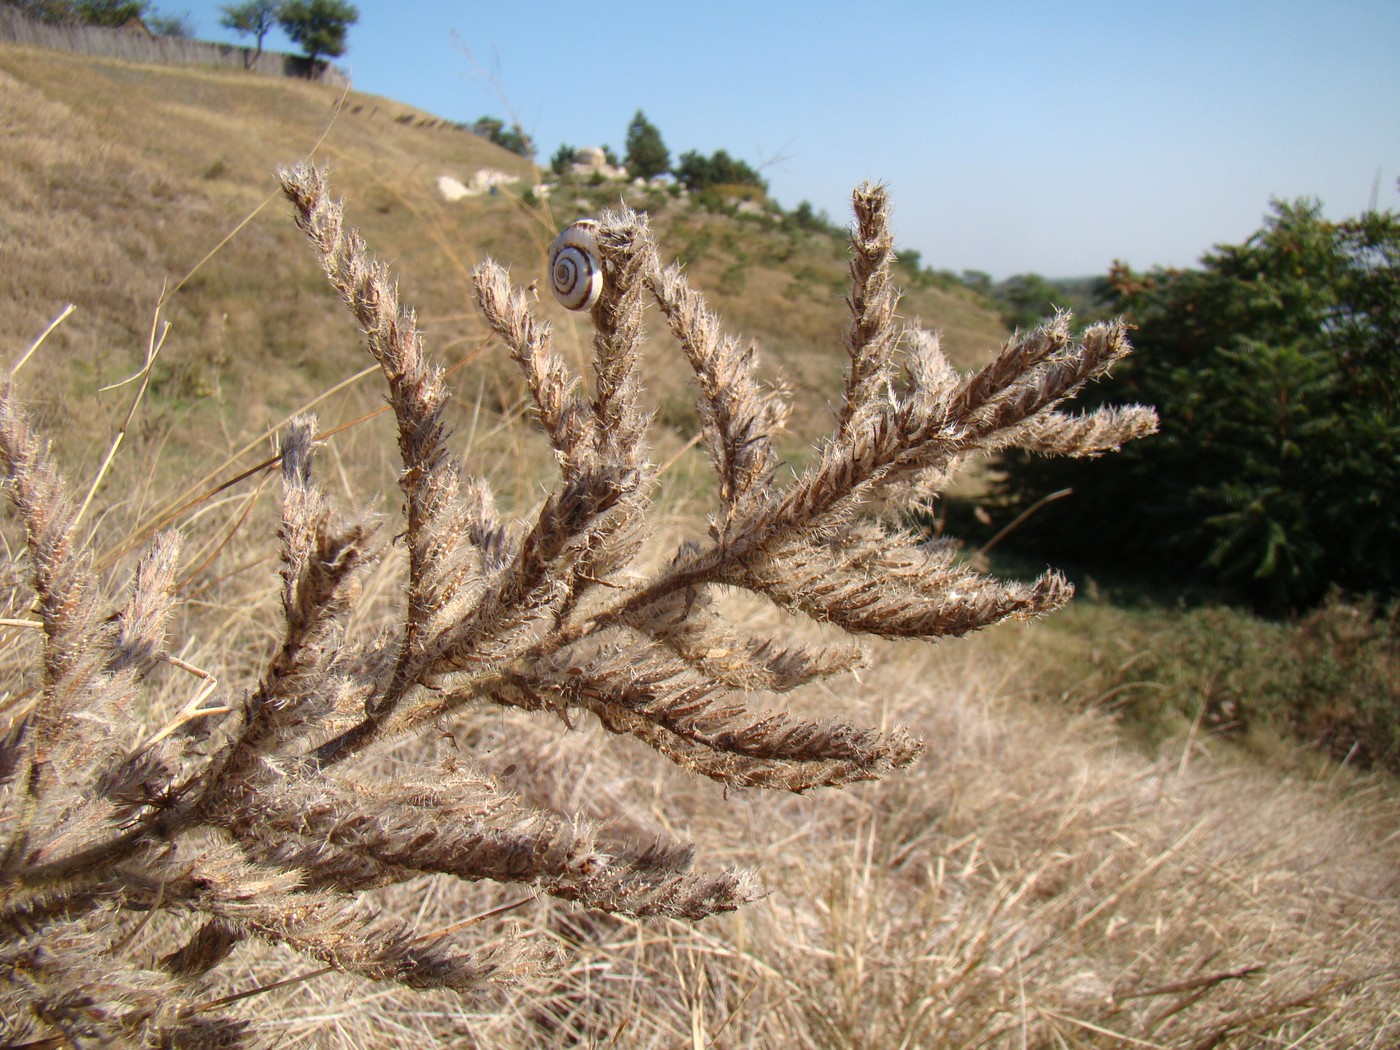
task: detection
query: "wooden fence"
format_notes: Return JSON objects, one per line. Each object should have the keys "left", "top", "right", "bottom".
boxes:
{"left": 0, "top": 6, "right": 349, "bottom": 86}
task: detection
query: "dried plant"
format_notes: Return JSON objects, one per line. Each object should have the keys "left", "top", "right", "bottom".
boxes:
{"left": 0, "top": 164, "right": 1155, "bottom": 1046}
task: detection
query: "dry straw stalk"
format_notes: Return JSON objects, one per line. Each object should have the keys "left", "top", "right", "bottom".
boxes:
{"left": 0, "top": 165, "right": 1153, "bottom": 1046}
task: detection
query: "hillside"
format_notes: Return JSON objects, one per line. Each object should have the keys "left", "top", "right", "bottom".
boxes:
{"left": 2, "top": 42, "right": 1397, "bottom": 1050}
{"left": 0, "top": 41, "right": 1006, "bottom": 502}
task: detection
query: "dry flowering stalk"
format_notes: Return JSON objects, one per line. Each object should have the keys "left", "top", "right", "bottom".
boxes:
{"left": 0, "top": 165, "right": 1155, "bottom": 1046}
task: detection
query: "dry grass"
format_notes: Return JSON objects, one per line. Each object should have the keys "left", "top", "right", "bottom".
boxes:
{"left": 0, "top": 41, "right": 1006, "bottom": 474}
{"left": 191, "top": 615, "right": 1400, "bottom": 1047}
{"left": 1, "top": 44, "right": 1396, "bottom": 1050}
{"left": 0, "top": 42, "right": 535, "bottom": 480}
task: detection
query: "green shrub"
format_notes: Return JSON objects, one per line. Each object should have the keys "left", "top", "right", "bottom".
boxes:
{"left": 675, "top": 149, "right": 767, "bottom": 193}
{"left": 1291, "top": 595, "right": 1399, "bottom": 769}
{"left": 1045, "top": 594, "right": 1398, "bottom": 772}
{"left": 996, "top": 200, "right": 1400, "bottom": 611}
{"left": 783, "top": 200, "right": 841, "bottom": 237}
{"left": 549, "top": 142, "right": 575, "bottom": 177}
{"left": 472, "top": 115, "right": 534, "bottom": 159}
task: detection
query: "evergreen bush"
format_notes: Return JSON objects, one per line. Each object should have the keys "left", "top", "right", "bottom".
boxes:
{"left": 623, "top": 110, "right": 669, "bottom": 180}
{"left": 996, "top": 200, "right": 1400, "bottom": 611}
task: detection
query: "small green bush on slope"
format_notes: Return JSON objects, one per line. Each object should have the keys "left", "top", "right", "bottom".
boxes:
{"left": 1034, "top": 590, "right": 1399, "bottom": 773}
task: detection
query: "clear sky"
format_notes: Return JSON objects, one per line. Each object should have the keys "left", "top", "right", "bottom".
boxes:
{"left": 174, "top": 0, "right": 1399, "bottom": 279}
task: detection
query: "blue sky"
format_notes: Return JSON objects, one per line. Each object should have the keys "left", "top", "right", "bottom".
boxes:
{"left": 174, "top": 0, "right": 1399, "bottom": 279}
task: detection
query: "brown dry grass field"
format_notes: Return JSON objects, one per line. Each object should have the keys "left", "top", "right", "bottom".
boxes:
{"left": 2, "top": 42, "right": 1397, "bottom": 1048}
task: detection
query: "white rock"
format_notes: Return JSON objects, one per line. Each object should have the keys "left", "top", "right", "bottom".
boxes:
{"left": 437, "top": 175, "right": 470, "bottom": 201}
{"left": 567, "top": 147, "right": 627, "bottom": 181}
{"left": 469, "top": 168, "right": 516, "bottom": 193}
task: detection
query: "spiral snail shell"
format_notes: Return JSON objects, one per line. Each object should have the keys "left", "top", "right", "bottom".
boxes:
{"left": 548, "top": 220, "right": 603, "bottom": 311}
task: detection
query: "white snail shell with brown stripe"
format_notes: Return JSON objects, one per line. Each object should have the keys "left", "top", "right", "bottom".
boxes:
{"left": 548, "top": 220, "right": 603, "bottom": 311}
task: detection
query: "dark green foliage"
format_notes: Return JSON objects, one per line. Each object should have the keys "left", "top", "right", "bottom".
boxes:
{"left": 473, "top": 116, "right": 535, "bottom": 160}
{"left": 788, "top": 200, "right": 825, "bottom": 232}
{"left": 961, "top": 269, "right": 993, "bottom": 295}
{"left": 550, "top": 142, "right": 575, "bottom": 176}
{"left": 675, "top": 149, "right": 767, "bottom": 193}
{"left": 624, "top": 110, "right": 669, "bottom": 180}
{"left": 277, "top": 0, "right": 357, "bottom": 63}
{"left": 76, "top": 0, "right": 144, "bottom": 22}
{"left": 982, "top": 272, "right": 1113, "bottom": 330}
{"left": 993, "top": 272, "right": 1067, "bottom": 329}
{"left": 996, "top": 200, "right": 1400, "bottom": 610}
{"left": 781, "top": 200, "right": 845, "bottom": 239}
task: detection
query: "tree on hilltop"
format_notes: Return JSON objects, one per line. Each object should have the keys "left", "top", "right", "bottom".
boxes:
{"left": 675, "top": 148, "right": 767, "bottom": 193}
{"left": 624, "top": 110, "right": 669, "bottom": 180}
{"left": 220, "top": 0, "right": 279, "bottom": 65}
{"left": 278, "top": 0, "right": 357, "bottom": 64}
{"left": 550, "top": 142, "right": 576, "bottom": 176}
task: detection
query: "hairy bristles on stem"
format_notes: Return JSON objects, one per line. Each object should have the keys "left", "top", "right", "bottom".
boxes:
{"left": 0, "top": 162, "right": 1154, "bottom": 1046}
{"left": 644, "top": 260, "right": 787, "bottom": 512}
{"left": 839, "top": 181, "right": 903, "bottom": 437}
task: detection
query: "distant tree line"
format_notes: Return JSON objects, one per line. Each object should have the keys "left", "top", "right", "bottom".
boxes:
{"left": 963, "top": 271, "right": 1114, "bottom": 332}
{"left": 471, "top": 115, "right": 534, "bottom": 159}
{"left": 7, "top": 0, "right": 191, "bottom": 35}
{"left": 540, "top": 110, "right": 769, "bottom": 196}
{"left": 6, "top": 0, "right": 360, "bottom": 59}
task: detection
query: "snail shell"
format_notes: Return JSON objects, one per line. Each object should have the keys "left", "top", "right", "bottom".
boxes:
{"left": 548, "top": 220, "right": 603, "bottom": 311}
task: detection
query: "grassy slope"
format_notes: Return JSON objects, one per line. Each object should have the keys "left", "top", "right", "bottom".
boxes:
{"left": 1, "top": 44, "right": 529, "bottom": 489}
{"left": 2, "top": 42, "right": 1397, "bottom": 1049}
{"left": 0, "top": 42, "right": 1004, "bottom": 487}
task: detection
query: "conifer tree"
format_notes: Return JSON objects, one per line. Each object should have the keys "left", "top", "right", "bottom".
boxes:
{"left": 625, "top": 110, "right": 670, "bottom": 180}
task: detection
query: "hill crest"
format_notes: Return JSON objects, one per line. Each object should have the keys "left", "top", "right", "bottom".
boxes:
{"left": 0, "top": 41, "right": 1005, "bottom": 483}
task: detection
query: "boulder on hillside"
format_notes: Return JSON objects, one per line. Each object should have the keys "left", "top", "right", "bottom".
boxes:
{"left": 437, "top": 175, "right": 470, "bottom": 202}
{"left": 568, "top": 146, "right": 627, "bottom": 181}
{"left": 437, "top": 169, "right": 519, "bottom": 201}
